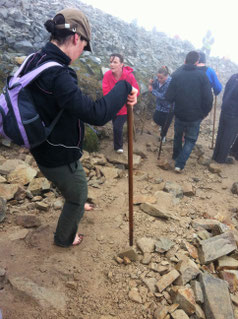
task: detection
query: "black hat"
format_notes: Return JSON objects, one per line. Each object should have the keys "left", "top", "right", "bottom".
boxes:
{"left": 198, "top": 52, "right": 206, "bottom": 63}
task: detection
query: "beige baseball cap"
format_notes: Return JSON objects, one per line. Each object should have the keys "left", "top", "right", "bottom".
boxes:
{"left": 55, "top": 8, "right": 92, "bottom": 52}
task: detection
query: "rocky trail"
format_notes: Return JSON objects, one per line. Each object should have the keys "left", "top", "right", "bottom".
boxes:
{"left": 1, "top": 116, "right": 238, "bottom": 319}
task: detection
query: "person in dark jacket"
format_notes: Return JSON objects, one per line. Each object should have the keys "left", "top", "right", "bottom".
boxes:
{"left": 21, "top": 8, "right": 138, "bottom": 247}
{"left": 212, "top": 74, "right": 238, "bottom": 164}
{"left": 165, "top": 51, "right": 213, "bottom": 172}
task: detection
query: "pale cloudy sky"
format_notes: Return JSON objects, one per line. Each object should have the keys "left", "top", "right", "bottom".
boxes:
{"left": 82, "top": 0, "right": 238, "bottom": 64}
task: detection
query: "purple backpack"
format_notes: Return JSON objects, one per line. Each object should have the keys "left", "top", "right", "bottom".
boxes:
{"left": 0, "top": 54, "right": 63, "bottom": 149}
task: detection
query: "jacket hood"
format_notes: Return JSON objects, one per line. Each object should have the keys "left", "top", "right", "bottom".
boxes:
{"left": 123, "top": 66, "right": 134, "bottom": 75}
{"left": 183, "top": 64, "right": 197, "bottom": 71}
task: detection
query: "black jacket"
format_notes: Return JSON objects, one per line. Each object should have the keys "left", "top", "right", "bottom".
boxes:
{"left": 221, "top": 73, "right": 238, "bottom": 117}
{"left": 165, "top": 64, "right": 213, "bottom": 122}
{"left": 22, "top": 42, "right": 132, "bottom": 167}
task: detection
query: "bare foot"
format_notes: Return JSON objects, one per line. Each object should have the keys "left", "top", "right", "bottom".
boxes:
{"left": 84, "top": 203, "right": 94, "bottom": 211}
{"left": 72, "top": 233, "right": 84, "bottom": 246}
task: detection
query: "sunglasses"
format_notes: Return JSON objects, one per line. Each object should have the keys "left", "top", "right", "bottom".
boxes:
{"left": 77, "top": 33, "right": 88, "bottom": 44}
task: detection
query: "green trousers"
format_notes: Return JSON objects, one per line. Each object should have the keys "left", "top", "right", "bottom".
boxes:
{"left": 38, "top": 160, "right": 88, "bottom": 247}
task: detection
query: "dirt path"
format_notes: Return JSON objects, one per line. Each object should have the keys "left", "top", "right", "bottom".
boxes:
{"left": 1, "top": 118, "right": 238, "bottom": 319}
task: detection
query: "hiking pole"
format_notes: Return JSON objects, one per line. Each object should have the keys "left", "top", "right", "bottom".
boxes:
{"left": 211, "top": 95, "right": 217, "bottom": 149}
{"left": 127, "top": 103, "right": 134, "bottom": 246}
{"left": 157, "top": 137, "right": 163, "bottom": 160}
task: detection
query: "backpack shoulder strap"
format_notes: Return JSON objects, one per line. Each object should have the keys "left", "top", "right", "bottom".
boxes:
{"left": 14, "top": 53, "right": 35, "bottom": 78}
{"left": 17, "top": 61, "right": 63, "bottom": 88}
{"left": 45, "top": 108, "right": 64, "bottom": 137}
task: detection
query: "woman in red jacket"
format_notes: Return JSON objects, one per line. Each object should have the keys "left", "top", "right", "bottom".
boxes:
{"left": 102, "top": 53, "right": 140, "bottom": 153}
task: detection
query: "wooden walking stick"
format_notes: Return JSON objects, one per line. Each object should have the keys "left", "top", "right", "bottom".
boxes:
{"left": 211, "top": 95, "right": 217, "bottom": 149}
{"left": 127, "top": 103, "right": 134, "bottom": 246}
{"left": 133, "top": 122, "right": 137, "bottom": 142}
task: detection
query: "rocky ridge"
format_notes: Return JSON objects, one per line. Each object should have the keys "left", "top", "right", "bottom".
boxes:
{"left": 0, "top": 0, "right": 238, "bottom": 96}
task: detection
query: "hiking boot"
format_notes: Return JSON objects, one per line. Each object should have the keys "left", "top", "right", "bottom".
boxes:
{"left": 174, "top": 167, "right": 182, "bottom": 173}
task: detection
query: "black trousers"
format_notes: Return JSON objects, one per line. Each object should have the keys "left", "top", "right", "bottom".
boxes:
{"left": 38, "top": 160, "right": 88, "bottom": 247}
{"left": 112, "top": 114, "right": 127, "bottom": 150}
{"left": 153, "top": 110, "right": 174, "bottom": 137}
{"left": 230, "top": 135, "right": 238, "bottom": 159}
{"left": 212, "top": 111, "right": 238, "bottom": 163}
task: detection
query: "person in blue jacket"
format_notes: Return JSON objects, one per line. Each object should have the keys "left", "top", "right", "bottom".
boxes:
{"left": 212, "top": 74, "right": 238, "bottom": 164}
{"left": 148, "top": 66, "right": 174, "bottom": 142}
{"left": 197, "top": 52, "right": 222, "bottom": 95}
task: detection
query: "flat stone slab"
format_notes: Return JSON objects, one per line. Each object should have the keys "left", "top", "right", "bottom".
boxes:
{"left": 0, "top": 159, "right": 27, "bottom": 175}
{"left": 171, "top": 309, "right": 189, "bottom": 319}
{"left": 128, "top": 288, "right": 142, "bottom": 303}
{"left": 170, "top": 286, "right": 196, "bottom": 316}
{"left": 7, "top": 165, "right": 37, "bottom": 186}
{"left": 142, "top": 277, "right": 157, "bottom": 293}
{"left": 8, "top": 228, "right": 29, "bottom": 241}
{"left": 175, "top": 258, "right": 201, "bottom": 285}
{"left": 106, "top": 153, "right": 142, "bottom": 169}
{"left": 217, "top": 255, "right": 238, "bottom": 271}
{"left": 208, "top": 162, "right": 222, "bottom": 174}
{"left": 133, "top": 195, "right": 157, "bottom": 205}
{"left": 182, "top": 183, "right": 196, "bottom": 197}
{"left": 156, "top": 269, "right": 180, "bottom": 292}
{"left": 163, "top": 181, "right": 183, "bottom": 198}
{"left": 118, "top": 248, "right": 138, "bottom": 261}
{"left": 219, "top": 270, "right": 238, "bottom": 293}
{"left": 96, "top": 166, "right": 119, "bottom": 180}
{"left": 136, "top": 237, "right": 155, "bottom": 254}
{"left": 15, "top": 215, "right": 41, "bottom": 228}
{"left": 0, "top": 183, "right": 19, "bottom": 201}
{"left": 198, "top": 231, "right": 237, "bottom": 264}
{"left": 154, "top": 190, "right": 175, "bottom": 207}
{"left": 192, "top": 218, "right": 229, "bottom": 234}
{"left": 27, "top": 177, "right": 51, "bottom": 195}
{"left": 140, "top": 202, "right": 172, "bottom": 219}
{"left": 199, "top": 273, "right": 235, "bottom": 319}
{"left": 190, "top": 280, "right": 204, "bottom": 304}
{"left": 154, "top": 237, "right": 175, "bottom": 253}
{"left": 9, "top": 276, "right": 67, "bottom": 311}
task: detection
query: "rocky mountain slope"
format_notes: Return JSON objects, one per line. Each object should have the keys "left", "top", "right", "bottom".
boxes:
{"left": 1, "top": 0, "right": 238, "bottom": 98}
